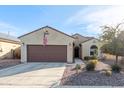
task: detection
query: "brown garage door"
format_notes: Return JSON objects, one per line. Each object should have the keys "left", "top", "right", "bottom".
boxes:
{"left": 27, "top": 45, "right": 67, "bottom": 62}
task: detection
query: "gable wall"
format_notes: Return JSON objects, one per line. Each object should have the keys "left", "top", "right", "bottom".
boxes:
{"left": 81, "top": 39, "right": 102, "bottom": 59}
{"left": 20, "top": 27, "right": 74, "bottom": 45}
{"left": 73, "top": 34, "right": 88, "bottom": 47}
{"left": 20, "top": 27, "right": 74, "bottom": 63}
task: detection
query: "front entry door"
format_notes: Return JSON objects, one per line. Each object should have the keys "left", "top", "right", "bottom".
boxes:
{"left": 74, "top": 47, "right": 79, "bottom": 58}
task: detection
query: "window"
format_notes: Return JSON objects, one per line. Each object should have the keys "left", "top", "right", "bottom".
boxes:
{"left": 90, "top": 45, "right": 98, "bottom": 56}
{"left": 90, "top": 51, "right": 94, "bottom": 55}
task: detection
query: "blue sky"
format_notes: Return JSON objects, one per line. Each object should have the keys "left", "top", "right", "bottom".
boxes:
{"left": 0, "top": 5, "right": 124, "bottom": 37}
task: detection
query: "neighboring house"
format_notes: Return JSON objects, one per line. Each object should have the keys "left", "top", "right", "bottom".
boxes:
{"left": 19, "top": 26, "right": 102, "bottom": 63}
{"left": 0, "top": 33, "right": 20, "bottom": 59}
{"left": 72, "top": 33, "right": 102, "bottom": 59}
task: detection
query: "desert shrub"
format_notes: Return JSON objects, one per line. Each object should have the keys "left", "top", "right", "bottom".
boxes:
{"left": 84, "top": 56, "right": 90, "bottom": 61}
{"left": 75, "top": 64, "right": 81, "bottom": 74}
{"left": 84, "top": 56, "right": 98, "bottom": 61}
{"left": 90, "top": 56, "right": 97, "bottom": 60}
{"left": 13, "top": 47, "right": 21, "bottom": 59}
{"left": 105, "top": 70, "right": 112, "bottom": 76}
{"left": 111, "top": 64, "right": 121, "bottom": 73}
{"left": 75, "top": 64, "right": 81, "bottom": 70}
{"left": 86, "top": 62, "right": 96, "bottom": 71}
{"left": 89, "top": 60, "right": 98, "bottom": 65}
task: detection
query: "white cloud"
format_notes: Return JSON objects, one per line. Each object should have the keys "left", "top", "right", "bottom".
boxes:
{"left": 0, "top": 22, "right": 22, "bottom": 36}
{"left": 66, "top": 6, "right": 124, "bottom": 36}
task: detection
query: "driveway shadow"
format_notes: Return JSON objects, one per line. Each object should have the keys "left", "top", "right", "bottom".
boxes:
{"left": 0, "top": 62, "right": 65, "bottom": 77}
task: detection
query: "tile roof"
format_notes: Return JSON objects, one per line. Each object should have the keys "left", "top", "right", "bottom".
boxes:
{"left": 72, "top": 33, "right": 95, "bottom": 43}
{"left": 72, "top": 33, "right": 94, "bottom": 39}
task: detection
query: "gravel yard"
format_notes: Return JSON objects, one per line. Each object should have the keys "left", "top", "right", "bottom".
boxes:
{"left": 60, "top": 62, "right": 124, "bottom": 87}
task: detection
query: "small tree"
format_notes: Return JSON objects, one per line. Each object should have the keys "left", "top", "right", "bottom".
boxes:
{"left": 100, "top": 22, "right": 124, "bottom": 64}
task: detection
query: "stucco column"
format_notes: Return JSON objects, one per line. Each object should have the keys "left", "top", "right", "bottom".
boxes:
{"left": 21, "top": 44, "right": 27, "bottom": 63}
{"left": 67, "top": 43, "right": 73, "bottom": 63}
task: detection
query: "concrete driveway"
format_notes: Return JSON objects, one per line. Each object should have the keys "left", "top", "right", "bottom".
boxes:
{"left": 0, "top": 62, "right": 65, "bottom": 87}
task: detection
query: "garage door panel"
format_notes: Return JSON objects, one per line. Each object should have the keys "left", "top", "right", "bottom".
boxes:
{"left": 27, "top": 45, "right": 67, "bottom": 62}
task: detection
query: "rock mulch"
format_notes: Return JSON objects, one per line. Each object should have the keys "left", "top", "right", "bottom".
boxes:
{"left": 60, "top": 63, "right": 124, "bottom": 86}
{"left": 0, "top": 59, "right": 20, "bottom": 69}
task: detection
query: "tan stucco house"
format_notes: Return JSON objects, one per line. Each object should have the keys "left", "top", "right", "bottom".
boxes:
{"left": 0, "top": 33, "right": 20, "bottom": 59}
{"left": 19, "top": 26, "right": 75, "bottom": 63}
{"left": 72, "top": 34, "right": 102, "bottom": 59}
{"left": 19, "top": 26, "right": 102, "bottom": 63}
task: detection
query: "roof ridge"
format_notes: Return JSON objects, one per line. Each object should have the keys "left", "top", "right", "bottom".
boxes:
{"left": 72, "top": 33, "right": 84, "bottom": 37}
{"left": 18, "top": 25, "right": 75, "bottom": 39}
{"left": 72, "top": 33, "right": 94, "bottom": 39}
{"left": 45, "top": 26, "right": 75, "bottom": 39}
{"left": 81, "top": 37, "right": 100, "bottom": 43}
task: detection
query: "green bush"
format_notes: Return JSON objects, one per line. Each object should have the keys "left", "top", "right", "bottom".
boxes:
{"left": 88, "top": 60, "right": 98, "bottom": 65}
{"left": 111, "top": 64, "right": 121, "bottom": 73}
{"left": 75, "top": 64, "right": 81, "bottom": 70}
{"left": 105, "top": 70, "right": 112, "bottom": 76}
{"left": 84, "top": 56, "right": 97, "bottom": 61}
{"left": 90, "top": 56, "right": 97, "bottom": 60}
{"left": 86, "top": 62, "right": 96, "bottom": 71}
{"left": 84, "top": 56, "right": 90, "bottom": 61}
